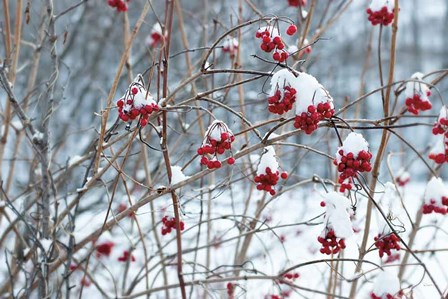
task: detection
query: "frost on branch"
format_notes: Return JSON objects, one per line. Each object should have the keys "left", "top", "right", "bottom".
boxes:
{"left": 254, "top": 146, "right": 288, "bottom": 196}
{"left": 366, "top": 0, "right": 395, "bottom": 26}
{"left": 334, "top": 132, "right": 372, "bottom": 192}
{"left": 429, "top": 106, "right": 448, "bottom": 164}
{"left": 116, "top": 74, "right": 159, "bottom": 127}
{"left": 370, "top": 271, "right": 402, "bottom": 299}
{"left": 422, "top": 177, "right": 448, "bottom": 215}
{"left": 318, "top": 192, "right": 353, "bottom": 255}
{"left": 268, "top": 69, "right": 334, "bottom": 134}
{"left": 146, "top": 23, "right": 163, "bottom": 48}
{"left": 198, "top": 120, "right": 235, "bottom": 169}
{"left": 405, "top": 72, "right": 432, "bottom": 115}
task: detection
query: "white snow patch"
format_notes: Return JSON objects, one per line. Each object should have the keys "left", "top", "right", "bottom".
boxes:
{"left": 336, "top": 132, "right": 369, "bottom": 161}
{"left": 405, "top": 72, "right": 431, "bottom": 101}
{"left": 171, "top": 166, "right": 189, "bottom": 185}
{"left": 424, "top": 177, "right": 448, "bottom": 206}
{"left": 257, "top": 146, "right": 279, "bottom": 175}
{"left": 322, "top": 192, "right": 353, "bottom": 239}
{"left": 369, "top": 0, "right": 394, "bottom": 12}
{"left": 372, "top": 270, "right": 401, "bottom": 297}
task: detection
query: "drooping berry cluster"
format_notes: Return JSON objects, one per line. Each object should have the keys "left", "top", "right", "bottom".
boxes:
{"left": 405, "top": 72, "right": 432, "bottom": 115}
{"left": 107, "top": 0, "right": 130, "bottom": 12}
{"left": 118, "top": 250, "right": 136, "bottom": 262}
{"left": 405, "top": 92, "right": 432, "bottom": 115}
{"left": 395, "top": 170, "right": 410, "bottom": 187}
{"left": 255, "top": 167, "right": 288, "bottom": 196}
{"left": 198, "top": 120, "right": 235, "bottom": 169}
{"left": 429, "top": 107, "right": 448, "bottom": 164}
{"left": 146, "top": 23, "right": 163, "bottom": 48}
{"left": 288, "top": 0, "right": 306, "bottom": 7}
{"left": 256, "top": 26, "right": 292, "bottom": 62}
{"left": 226, "top": 282, "right": 235, "bottom": 299}
{"left": 318, "top": 229, "right": 346, "bottom": 255}
{"left": 161, "top": 215, "right": 185, "bottom": 235}
{"left": 334, "top": 148, "right": 372, "bottom": 192}
{"left": 422, "top": 177, "right": 448, "bottom": 215}
{"left": 423, "top": 198, "right": 448, "bottom": 215}
{"left": 293, "top": 102, "right": 334, "bottom": 134}
{"left": 96, "top": 241, "right": 114, "bottom": 258}
{"left": 117, "top": 75, "right": 160, "bottom": 127}
{"left": 374, "top": 233, "right": 401, "bottom": 258}
{"left": 268, "top": 84, "right": 297, "bottom": 115}
{"left": 222, "top": 37, "right": 239, "bottom": 58}
{"left": 366, "top": 6, "right": 394, "bottom": 26}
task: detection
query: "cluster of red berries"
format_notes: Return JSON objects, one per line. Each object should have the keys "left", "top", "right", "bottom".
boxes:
{"left": 422, "top": 197, "right": 448, "bottom": 215}
{"left": 318, "top": 229, "right": 346, "bottom": 255}
{"left": 117, "top": 86, "right": 160, "bottom": 127}
{"left": 256, "top": 25, "right": 297, "bottom": 62}
{"left": 294, "top": 102, "right": 334, "bottom": 134}
{"left": 268, "top": 85, "right": 297, "bottom": 115}
{"left": 429, "top": 148, "right": 448, "bottom": 164}
{"left": 198, "top": 122, "right": 235, "bottom": 169}
{"left": 432, "top": 115, "right": 448, "bottom": 136}
{"left": 385, "top": 253, "right": 401, "bottom": 264}
{"left": 226, "top": 282, "right": 235, "bottom": 299}
{"left": 255, "top": 167, "right": 288, "bottom": 196}
{"left": 334, "top": 149, "right": 372, "bottom": 192}
{"left": 288, "top": 0, "right": 306, "bottom": 7}
{"left": 161, "top": 215, "right": 185, "bottom": 235}
{"left": 222, "top": 37, "right": 239, "bottom": 58}
{"left": 405, "top": 91, "right": 432, "bottom": 115}
{"left": 370, "top": 292, "right": 400, "bottom": 299}
{"left": 118, "top": 250, "right": 136, "bottom": 262}
{"left": 395, "top": 173, "right": 410, "bottom": 187}
{"left": 281, "top": 272, "right": 299, "bottom": 283}
{"left": 366, "top": 6, "right": 394, "bottom": 26}
{"left": 107, "top": 0, "right": 129, "bottom": 12}
{"left": 96, "top": 241, "right": 114, "bottom": 258}
{"left": 265, "top": 295, "right": 282, "bottom": 299}
{"left": 374, "top": 233, "right": 401, "bottom": 258}
{"left": 429, "top": 112, "right": 448, "bottom": 164}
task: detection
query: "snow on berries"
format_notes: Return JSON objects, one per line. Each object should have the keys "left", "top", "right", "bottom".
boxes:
{"left": 255, "top": 25, "right": 289, "bottom": 62}
{"left": 429, "top": 107, "right": 448, "bottom": 164}
{"left": 334, "top": 132, "right": 373, "bottom": 192}
{"left": 146, "top": 23, "right": 163, "bottom": 48}
{"left": 370, "top": 271, "right": 402, "bottom": 299}
{"left": 374, "top": 233, "right": 401, "bottom": 258}
{"left": 395, "top": 169, "right": 410, "bottom": 186}
{"left": 404, "top": 72, "right": 432, "bottom": 115}
{"left": 116, "top": 74, "right": 160, "bottom": 127}
{"left": 366, "top": 0, "right": 395, "bottom": 26}
{"left": 198, "top": 120, "right": 235, "bottom": 169}
{"left": 107, "top": 0, "right": 130, "bottom": 12}
{"left": 422, "top": 177, "right": 448, "bottom": 215}
{"left": 267, "top": 69, "right": 334, "bottom": 133}
{"left": 254, "top": 146, "right": 288, "bottom": 196}
{"left": 318, "top": 192, "right": 353, "bottom": 255}
{"left": 222, "top": 37, "right": 239, "bottom": 58}
{"left": 161, "top": 215, "right": 185, "bottom": 235}
{"left": 288, "top": 0, "right": 306, "bottom": 7}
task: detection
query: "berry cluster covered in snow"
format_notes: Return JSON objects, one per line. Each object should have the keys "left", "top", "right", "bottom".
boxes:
{"left": 334, "top": 132, "right": 372, "bottom": 192}
{"left": 256, "top": 24, "right": 297, "bottom": 63}
{"left": 116, "top": 75, "right": 160, "bottom": 126}
{"left": 268, "top": 69, "right": 334, "bottom": 134}
{"left": 254, "top": 146, "right": 288, "bottom": 196}
{"left": 422, "top": 177, "right": 448, "bottom": 215}
{"left": 395, "top": 169, "right": 410, "bottom": 186}
{"left": 374, "top": 233, "right": 401, "bottom": 258}
{"left": 222, "top": 37, "right": 239, "bottom": 58}
{"left": 318, "top": 192, "right": 353, "bottom": 255}
{"left": 146, "top": 23, "right": 163, "bottom": 48}
{"left": 370, "top": 271, "right": 402, "bottom": 299}
{"left": 366, "top": 0, "right": 395, "bottom": 26}
{"left": 198, "top": 120, "right": 235, "bottom": 169}
{"left": 405, "top": 72, "right": 432, "bottom": 115}
{"left": 107, "top": 0, "right": 130, "bottom": 12}
{"left": 288, "top": 0, "right": 306, "bottom": 7}
{"left": 429, "top": 106, "right": 448, "bottom": 164}
{"left": 161, "top": 215, "right": 185, "bottom": 235}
